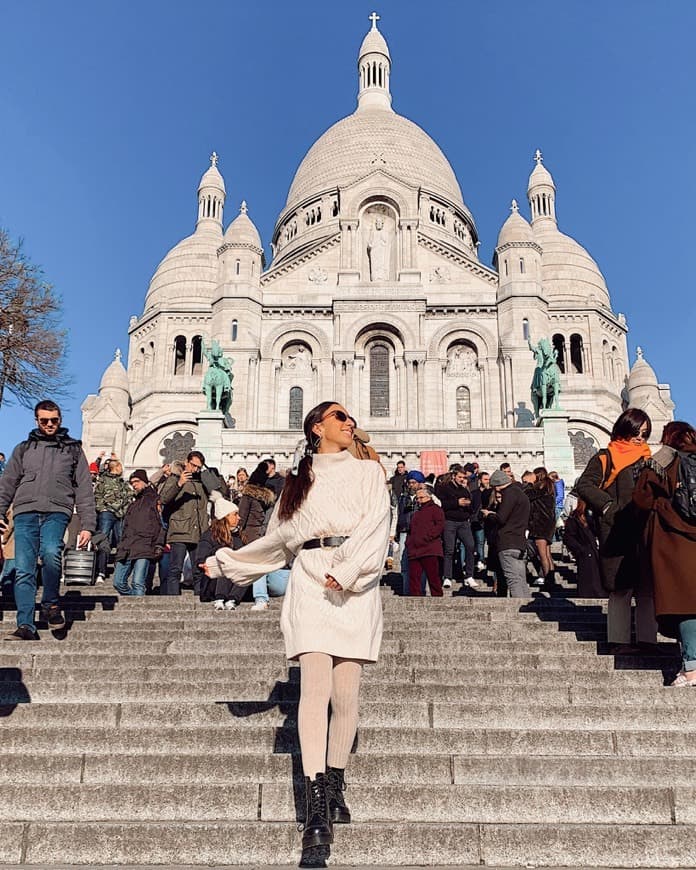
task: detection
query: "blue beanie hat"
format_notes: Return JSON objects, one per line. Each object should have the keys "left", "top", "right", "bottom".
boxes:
{"left": 406, "top": 470, "right": 426, "bottom": 483}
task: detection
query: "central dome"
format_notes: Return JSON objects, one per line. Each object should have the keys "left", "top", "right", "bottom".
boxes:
{"left": 286, "top": 108, "right": 465, "bottom": 211}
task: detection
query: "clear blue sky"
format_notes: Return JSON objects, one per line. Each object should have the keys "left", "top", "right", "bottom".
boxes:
{"left": 1, "top": 0, "right": 694, "bottom": 451}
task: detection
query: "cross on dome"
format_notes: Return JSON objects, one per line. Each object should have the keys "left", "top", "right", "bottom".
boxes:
{"left": 240, "top": 200, "right": 248, "bottom": 214}
{"left": 210, "top": 151, "right": 219, "bottom": 167}
{"left": 636, "top": 346, "right": 644, "bottom": 360}
{"left": 369, "top": 11, "right": 380, "bottom": 29}
{"left": 534, "top": 149, "right": 543, "bottom": 164}
{"left": 115, "top": 348, "right": 122, "bottom": 362}
{"left": 511, "top": 199, "right": 519, "bottom": 213}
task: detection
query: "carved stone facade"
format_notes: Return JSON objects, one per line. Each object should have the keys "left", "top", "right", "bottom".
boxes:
{"left": 81, "top": 16, "right": 673, "bottom": 476}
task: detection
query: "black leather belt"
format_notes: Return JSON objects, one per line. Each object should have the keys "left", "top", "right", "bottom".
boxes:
{"left": 302, "top": 536, "right": 350, "bottom": 550}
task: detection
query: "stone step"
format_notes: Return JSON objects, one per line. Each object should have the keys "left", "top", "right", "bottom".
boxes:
{"left": 20, "top": 664, "right": 660, "bottom": 688}
{"left": 0, "top": 783, "right": 681, "bottom": 824}
{"left": 1, "top": 724, "right": 691, "bottom": 758}
{"left": 0, "top": 680, "right": 682, "bottom": 705}
{"left": 23, "top": 621, "right": 616, "bottom": 640}
{"left": 1, "top": 700, "right": 692, "bottom": 730}
{"left": 1, "top": 820, "right": 694, "bottom": 866}
{"left": 3, "top": 752, "right": 694, "bottom": 788}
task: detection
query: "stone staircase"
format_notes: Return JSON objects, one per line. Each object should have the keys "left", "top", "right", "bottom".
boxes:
{"left": 1, "top": 575, "right": 695, "bottom": 867}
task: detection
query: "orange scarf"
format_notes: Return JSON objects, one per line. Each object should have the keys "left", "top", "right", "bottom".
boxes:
{"left": 602, "top": 439, "right": 651, "bottom": 490}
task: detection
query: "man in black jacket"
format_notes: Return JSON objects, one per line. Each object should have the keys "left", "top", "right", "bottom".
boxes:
{"left": 439, "top": 469, "right": 478, "bottom": 589}
{"left": 0, "top": 400, "right": 96, "bottom": 639}
{"left": 482, "top": 470, "right": 531, "bottom": 598}
{"left": 112, "top": 471, "right": 165, "bottom": 596}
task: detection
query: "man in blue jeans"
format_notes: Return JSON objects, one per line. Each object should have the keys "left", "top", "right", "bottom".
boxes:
{"left": 0, "top": 400, "right": 96, "bottom": 640}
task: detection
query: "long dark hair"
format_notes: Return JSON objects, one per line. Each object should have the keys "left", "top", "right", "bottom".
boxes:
{"left": 278, "top": 401, "right": 337, "bottom": 521}
{"left": 661, "top": 421, "right": 696, "bottom": 450}
{"left": 533, "top": 466, "right": 555, "bottom": 496}
{"left": 611, "top": 408, "right": 651, "bottom": 441}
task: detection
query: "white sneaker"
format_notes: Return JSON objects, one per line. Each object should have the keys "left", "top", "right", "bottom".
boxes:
{"left": 463, "top": 577, "right": 480, "bottom": 589}
{"left": 213, "top": 600, "right": 225, "bottom": 611}
{"left": 251, "top": 600, "right": 270, "bottom": 611}
{"left": 95, "top": 574, "right": 105, "bottom": 585}
{"left": 223, "top": 600, "right": 237, "bottom": 611}
{"left": 442, "top": 578, "right": 452, "bottom": 589}
{"left": 533, "top": 576, "right": 545, "bottom": 587}
{"left": 476, "top": 561, "right": 486, "bottom": 572}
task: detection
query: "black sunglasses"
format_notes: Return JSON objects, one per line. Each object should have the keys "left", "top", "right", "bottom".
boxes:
{"left": 37, "top": 416, "right": 60, "bottom": 425}
{"left": 321, "top": 410, "right": 352, "bottom": 424}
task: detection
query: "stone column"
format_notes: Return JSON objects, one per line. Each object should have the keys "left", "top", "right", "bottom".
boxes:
{"left": 478, "top": 361, "right": 487, "bottom": 429}
{"left": 196, "top": 410, "right": 224, "bottom": 470}
{"left": 540, "top": 409, "right": 575, "bottom": 482}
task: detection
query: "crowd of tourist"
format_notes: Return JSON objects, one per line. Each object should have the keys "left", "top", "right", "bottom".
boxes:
{"left": 1, "top": 400, "right": 695, "bottom": 687}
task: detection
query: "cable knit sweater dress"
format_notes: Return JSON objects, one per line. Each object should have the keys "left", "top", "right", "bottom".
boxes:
{"left": 205, "top": 450, "right": 391, "bottom": 662}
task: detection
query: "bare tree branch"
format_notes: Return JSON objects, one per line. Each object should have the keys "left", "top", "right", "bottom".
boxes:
{"left": 0, "top": 229, "right": 72, "bottom": 409}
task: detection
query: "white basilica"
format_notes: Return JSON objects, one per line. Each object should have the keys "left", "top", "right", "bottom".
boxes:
{"left": 81, "top": 15, "right": 674, "bottom": 475}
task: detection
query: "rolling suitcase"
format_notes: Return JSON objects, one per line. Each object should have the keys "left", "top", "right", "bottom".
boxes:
{"left": 63, "top": 543, "right": 96, "bottom": 586}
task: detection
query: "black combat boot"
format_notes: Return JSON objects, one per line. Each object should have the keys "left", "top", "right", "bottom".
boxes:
{"left": 326, "top": 766, "right": 351, "bottom": 824}
{"left": 302, "top": 773, "right": 333, "bottom": 849}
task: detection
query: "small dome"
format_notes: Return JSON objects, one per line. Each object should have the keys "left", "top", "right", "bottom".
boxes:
{"left": 628, "top": 347, "right": 659, "bottom": 392}
{"left": 359, "top": 26, "right": 390, "bottom": 60}
{"left": 224, "top": 202, "right": 262, "bottom": 249}
{"left": 99, "top": 349, "right": 129, "bottom": 394}
{"left": 497, "top": 200, "right": 533, "bottom": 247}
{"left": 528, "top": 150, "right": 555, "bottom": 191}
{"left": 198, "top": 153, "right": 225, "bottom": 193}
{"left": 144, "top": 223, "right": 222, "bottom": 309}
{"left": 533, "top": 223, "right": 610, "bottom": 305}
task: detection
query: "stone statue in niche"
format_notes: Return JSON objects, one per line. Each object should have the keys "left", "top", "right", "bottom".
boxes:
{"left": 284, "top": 344, "right": 312, "bottom": 372}
{"left": 447, "top": 345, "right": 477, "bottom": 376}
{"left": 367, "top": 216, "right": 391, "bottom": 282}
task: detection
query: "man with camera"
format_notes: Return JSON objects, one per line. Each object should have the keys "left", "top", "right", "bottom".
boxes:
{"left": 159, "top": 450, "right": 210, "bottom": 595}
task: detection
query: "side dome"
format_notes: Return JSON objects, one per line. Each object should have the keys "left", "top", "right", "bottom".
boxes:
{"left": 224, "top": 202, "right": 262, "bottom": 249}
{"left": 534, "top": 224, "right": 610, "bottom": 305}
{"left": 144, "top": 224, "right": 222, "bottom": 311}
{"left": 285, "top": 110, "right": 466, "bottom": 212}
{"left": 99, "top": 349, "right": 129, "bottom": 394}
{"left": 497, "top": 201, "right": 533, "bottom": 247}
{"left": 627, "top": 347, "right": 659, "bottom": 392}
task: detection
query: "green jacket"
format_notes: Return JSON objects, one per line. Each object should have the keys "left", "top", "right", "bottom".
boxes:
{"left": 94, "top": 473, "right": 133, "bottom": 518}
{"left": 159, "top": 474, "right": 209, "bottom": 544}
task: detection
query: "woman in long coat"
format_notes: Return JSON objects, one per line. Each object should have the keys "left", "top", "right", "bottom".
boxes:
{"left": 201, "top": 402, "right": 390, "bottom": 853}
{"left": 563, "top": 498, "right": 604, "bottom": 599}
{"left": 236, "top": 462, "right": 275, "bottom": 544}
{"left": 633, "top": 421, "right": 696, "bottom": 685}
{"left": 576, "top": 408, "right": 655, "bottom": 653}
{"left": 406, "top": 486, "right": 445, "bottom": 597}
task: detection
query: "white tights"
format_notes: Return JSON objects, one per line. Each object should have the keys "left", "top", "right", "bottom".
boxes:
{"left": 297, "top": 652, "right": 362, "bottom": 778}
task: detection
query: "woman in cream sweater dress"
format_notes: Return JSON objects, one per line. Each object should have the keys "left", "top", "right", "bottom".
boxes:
{"left": 202, "top": 401, "right": 391, "bottom": 850}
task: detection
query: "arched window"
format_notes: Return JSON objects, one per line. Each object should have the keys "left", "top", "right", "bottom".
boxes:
{"left": 289, "top": 387, "right": 303, "bottom": 430}
{"left": 191, "top": 335, "right": 203, "bottom": 375}
{"left": 519, "top": 257, "right": 525, "bottom": 274}
{"left": 235, "top": 259, "right": 240, "bottom": 275}
{"left": 231, "top": 319, "right": 238, "bottom": 342}
{"left": 552, "top": 333, "right": 566, "bottom": 373}
{"left": 173, "top": 335, "right": 187, "bottom": 375}
{"left": 522, "top": 318, "right": 530, "bottom": 340}
{"left": 456, "top": 386, "right": 471, "bottom": 430}
{"left": 369, "top": 343, "right": 390, "bottom": 417}
{"left": 570, "top": 333, "right": 584, "bottom": 374}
